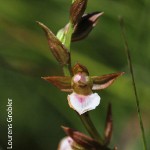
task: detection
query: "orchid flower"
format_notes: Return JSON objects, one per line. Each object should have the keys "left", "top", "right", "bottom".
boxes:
{"left": 58, "top": 136, "right": 74, "bottom": 150}
{"left": 58, "top": 126, "right": 113, "bottom": 150}
{"left": 42, "top": 63, "right": 124, "bottom": 115}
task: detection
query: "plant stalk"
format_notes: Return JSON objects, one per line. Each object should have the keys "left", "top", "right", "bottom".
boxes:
{"left": 64, "top": 22, "right": 74, "bottom": 50}
{"left": 119, "top": 16, "right": 147, "bottom": 150}
{"left": 79, "top": 112, "right": 103, "bottom": 144}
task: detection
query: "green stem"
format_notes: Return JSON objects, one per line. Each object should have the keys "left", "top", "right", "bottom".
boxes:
{"left": 79, "top": 112, "right": 103, "bottom": 144}
{"left": 63, "top": 65, "right": 71, "bottom": 76}
{"left": 64, "top": 22, "right": 74, "bottom": 50}
{"left": 119, "top": 17, "right": 147, "bottom": 150}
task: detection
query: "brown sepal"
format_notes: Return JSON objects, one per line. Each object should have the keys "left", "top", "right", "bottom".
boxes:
{"left": 104, "top": 103, "right": 113, "bottom": 145}
{"left": 72, "top": 63, "right": 89, "bottom": 75}
{"left": 42, "top": 76, "right": 72, "bottom": 92}
{"left": 92, "top": 72, "right": 124, "bottom": 90}
{"left": 72, "top": 12, "right": 104, "bottom": 42}
{"left": 37, "top": 21, "right": 70, "bottom": 65}
{"left": 70, "top": 0, "right": 88, "bottom": 26}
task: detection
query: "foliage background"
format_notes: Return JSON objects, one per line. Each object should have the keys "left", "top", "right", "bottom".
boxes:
{"left": 0, "top": 0, "right": 150, "bottom": 149}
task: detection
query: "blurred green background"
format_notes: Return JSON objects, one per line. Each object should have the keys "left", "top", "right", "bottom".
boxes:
{"left": 0, "top": 0, "right": 150, "bottom": 149}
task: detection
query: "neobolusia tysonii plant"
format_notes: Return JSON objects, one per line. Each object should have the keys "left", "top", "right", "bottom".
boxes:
{"left": 37, "top": 0, "right": 124, "bottom": 149}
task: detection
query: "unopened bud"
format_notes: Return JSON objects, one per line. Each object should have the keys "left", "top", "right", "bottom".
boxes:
{"left": 72, "top": 12, "right": 104, "bottom": 42}
{"left": 37, "top": 21, "right": 70, "bottom": 65}
{"left": 70, "top": 0, "right": 88, "bottom": 26}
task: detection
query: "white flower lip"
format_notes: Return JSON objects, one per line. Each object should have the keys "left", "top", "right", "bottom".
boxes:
{"left": 68, "top": 92, "right": 101, "bottom": 115}
{"left": 58, "top": 136, "right": 73, "bottom": 150}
